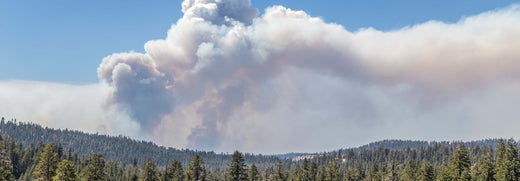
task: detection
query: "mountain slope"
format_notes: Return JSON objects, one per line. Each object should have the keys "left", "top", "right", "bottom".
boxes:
{"left": 0, "top": 118, "right": 279, "bottom": 170}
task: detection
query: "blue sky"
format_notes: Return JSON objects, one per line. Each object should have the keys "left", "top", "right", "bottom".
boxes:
{"left": 0, "top": 0, "right": 515, "bottom": 84}
{"left": 0, "top": 0, "right": 517, "bottom": 84}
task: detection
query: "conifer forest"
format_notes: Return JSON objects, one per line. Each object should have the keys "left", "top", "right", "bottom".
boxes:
{"left": 0, "top": 118, "right": 519, "bottom": 181}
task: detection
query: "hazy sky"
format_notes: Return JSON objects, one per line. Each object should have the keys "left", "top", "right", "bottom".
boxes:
{"left": 1, "top": 0, "right": 520, "bottom": 154}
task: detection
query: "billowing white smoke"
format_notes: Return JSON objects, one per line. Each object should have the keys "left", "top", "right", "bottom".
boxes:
{"left": 95, "top": 0, "right": 520, "bottom": 153}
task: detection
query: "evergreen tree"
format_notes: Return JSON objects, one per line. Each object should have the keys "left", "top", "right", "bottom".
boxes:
{"left": 450, "top": 142, "right": 471, "bottom": 180}
{"left": 34, "top": 143, "right": 58, "bottom": 181}
{"left": 419, "top": 160, "right": 434, "bottom": 181}
{"left": 130, "top": 157, "right": 139, "bottom": 181}
{"left": 0, "top": 141, "right": 13, "bottom": 181}
{"left": 309, "top": 161, "right": 317, "bottom": 181}
{"left": 300, "top": 158, "right": 311, "bottom": 181}
{"left": 227, "top": 151, "right": 248, "bottom": 181}
{"left": 272, "top": 160, "right": 287, "bottom": 181}
{"left": 53, "top": 159, "right": 76, "bottom": 181}
{"left": 387, "top": 161, "right": 399, "bottom": 181}
{"left": 402, "top": 160, "right": 417, "bottom": 181}
{"left": 366, "top": 163, "right": 380, "bottom": 181}
{"left": 494, "top": 139, "right": 520, "bottom": 181}
{"left": 170, "top": 160, "right": 184, "bottom": 181}
{"left": 473, "top": 152, "right": 495, "bottom": 181}
{"left": 437, "top": 163, "right": 453, "bottom": 181}
{"left": 141, "top": 158, "right": 159, "bottom": 181}
{"left": 185, "top": 154, "right": 206, "bottom": 181}
{"left": 324, "top": 160, "right": 339, "bottom": 181}
{"left": 247, "top": 163, "right": 260, "bottom": 181}
{"left": 84, "top": 154, "right": 106, "bottom": 180}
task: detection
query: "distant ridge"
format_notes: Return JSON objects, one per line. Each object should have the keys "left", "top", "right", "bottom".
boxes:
{"left": 0, "top": 118, "right": 280, "bottom": 170}
{"left": 0, "top": 117, "right": 506, "bottom": 165}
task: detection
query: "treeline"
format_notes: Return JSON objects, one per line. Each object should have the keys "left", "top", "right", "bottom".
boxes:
{"left": 1, "top": 135, "right": 520, "bottom": 181}
{"left": 0, "top": 118, "right": 280, "bottom": 170}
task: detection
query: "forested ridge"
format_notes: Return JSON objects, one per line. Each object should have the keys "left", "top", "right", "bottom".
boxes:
{"left": 1, "top": 117, "right": 519, "bottom": 181}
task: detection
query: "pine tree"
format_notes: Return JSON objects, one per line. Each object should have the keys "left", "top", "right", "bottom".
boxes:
{"left": 141, "top": 158, "right": 159, "bottom": 181}
{"left": 494, "top": 139, "right": 520, "bottom": 181}
{"left": 473, "top": 152, "right": 495, "bottom": 181}
{"left": 248, "top": 163, "right": 260, "bottom": 181}
{"left": 272, "top": 160, "right": 287, "bottom": 181}
{"left": 228, "top": 151, "right": 248, "bottom": 181}
{"left": 53, "top": 159, "right": 76, "bottom": 181}
{"left": 300, "top": 158, "right": 311, "bottom": 181}
{"left": 34, "top": 143, "right": 58, "bottom": 181}
{"left": 0, "top": 140, "right": 13, "bottom": 181}
{"left": 387, "top": 161, "right": 399, "bottom": 181}
{"left": 324, "top": 161, "right": 339, "bottom": 181}
{"left": 131, "top": 157, "right": 139, "bottom": 181}
{"left": 185, "top": 154, "right": 206, "bottom": 181}
{"left": 170, "top": 160, "right": 184, "bottom": 181}
{"left": 402, "top": 160, "right": 417, "bottom": 181}
{"left": 450, "top": 142, "right": 471, "bottom": 180}
{"left": 84, "top": 154, "right": 106, "bottom": 180}
{"left": 309, "top": 161, "right": 317, "bottom": 181}
{"left": 419, "top": 160, "right": 434, "bottom": 181}
{"left": 437, "top": 163, "right": 453, "bottom": 181}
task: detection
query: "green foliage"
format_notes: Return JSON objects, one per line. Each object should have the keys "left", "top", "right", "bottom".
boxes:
{"left": 309, "top": 161, "right": 317, "bottom": 181}
{"left": 165, "top": 160, "right": 184, "bottom": 181}
{"left": 494, "top": 139, "right": 520, "bottom": 181}
{"left": 436, "top": 163, "right": 453, "bottom": 181}
{"left": 450, "top": 142, "right": 471, "bottom": 180}
{"left": 83, "top": 154, "right": 106, "bottom": 180}
{"left": 0, "top": 140, "right": 13, "bottom": 181}
{"left": 247, "top": 163, "right": 259, "bottom": 181}
{"left": 185, "top": 154, "right": 206, "bottom": 181}
{"left": 418, "top": 160, "right": 434, "bottom": 181}
{"left": 227, "top": 151, "right": 248, "bottom": 181}
{"left": 324, "top": 160, "right": 339, "bottom": 181}
{"left": 53, "top": 159, "right": 76, "bottom": 181}
{"left": 34, "top": 143, "right": 58, "bottom": 181}
{"left": 272, "top": 160, "right": 287, "bottom": 181}
{"left": 473, "top": 152, "right": 495, "bottom": 181}
{"left": 4, "top": 119, "right": 520, "bottom": 181}
{"left": 402, "top": 160, "right": 417, "bottom": 181}
{"left": 141, "top": 158, "right": 159, "bottom": 181}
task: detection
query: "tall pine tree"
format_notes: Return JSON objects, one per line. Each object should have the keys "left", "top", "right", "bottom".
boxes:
{"left": 227, "top": 151, "right": 248, "bottom": 181}
{"left": 34, "top": 143, "right": 58, "bottom": 181}
{"left": 185, "top": 154, "right": 206, "bottom": 181}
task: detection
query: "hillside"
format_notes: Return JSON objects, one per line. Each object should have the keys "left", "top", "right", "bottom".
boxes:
{"left": 1, "top": 117, "right": 517, "bottom": 181}
{"left": 0, "top": 118, "right": 280, "bottom": 170}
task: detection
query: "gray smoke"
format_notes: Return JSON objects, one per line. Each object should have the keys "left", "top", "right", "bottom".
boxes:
{"left": 93, "top": 1, "right": 520, "bottom": 152}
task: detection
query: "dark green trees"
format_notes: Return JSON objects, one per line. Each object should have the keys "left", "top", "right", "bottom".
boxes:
{"left": 272, "top": 160, "right": 287, "bottom": 181}
{"left": 84, "top": 154, "right": 107, "bottom": 180}
{"left": 296, "top": 158, "right": 312, "bottom": 181}
{"left": 450, "top": 142, "right": 471, "bottom": 180}
{"left": 142, "top": 158, "right": 159, "bottom": 181}
{"left": 324, "top": 160, "right": 339, "bottom": 181}
{"left": 227, "top": 151, "right": 248, "bottom": 181}
{"left": 0, "top": 140, "right": 13, "bottom": 181}
{"left": 185, "top": 154, "right": 206, "bottom": 181}
{"left": 34, "top": 143, "right": 58, "bottom": 181}
{"left": 473, "top": 152, "right": 495, "bottom": 181}
{"left": 494, "top": 139, "right": 520, "bottom": 181}
{"left": 165, "top": 160, "right": 184, "bottom": 181}
{"left": 419, "top": 160, "right": 434, "bottom": 181}
{"left": 247, "top": 163, "right": 260, "bottom": 181}
{"left": 54, "top": 159, "right": 76, "bottom": 181}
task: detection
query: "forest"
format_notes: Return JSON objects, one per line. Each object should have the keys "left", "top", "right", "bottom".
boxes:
{"left": 0, "top": 118, "right": 519, "bottom": 181}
